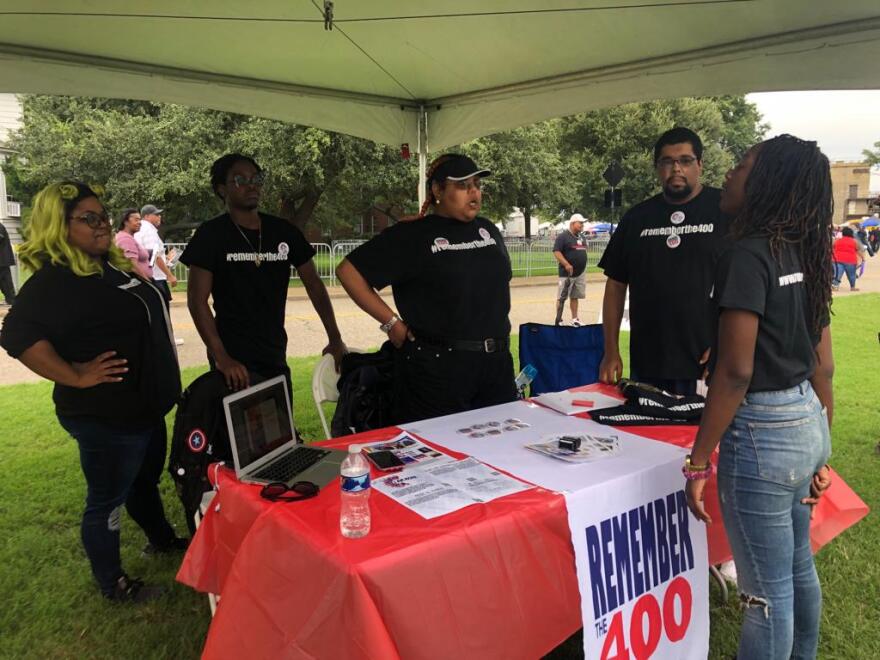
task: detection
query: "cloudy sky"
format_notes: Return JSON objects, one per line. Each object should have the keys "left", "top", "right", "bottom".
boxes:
{"left": 747, "top": 89, "right": 880, "bottom": 190}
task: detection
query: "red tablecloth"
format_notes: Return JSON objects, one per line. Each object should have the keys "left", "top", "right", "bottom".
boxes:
{"left": 177, "top": 385, "right": 868, "bottom": 659}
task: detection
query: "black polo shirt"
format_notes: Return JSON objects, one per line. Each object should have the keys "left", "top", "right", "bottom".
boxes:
{"left": 180, "top": 213, "right": 315, "bottom": 371}
{"left": 712, "top": 237, "right": 826, "bottom": 392}
{"left": 346, "top": 214, "right": 511, "bottom": 340}
{"left": 598, "top": 187, "right": 730, "bottom": 380}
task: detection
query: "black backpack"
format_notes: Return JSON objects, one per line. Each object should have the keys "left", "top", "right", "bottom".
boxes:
{"left": 168, "top": 371, "right": 233, "bottom": 534}
{"left": 330, "top": 342, "right": 396, "bottom": 437}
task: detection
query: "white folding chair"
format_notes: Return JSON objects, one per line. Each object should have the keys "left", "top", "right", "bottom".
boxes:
{"left": 312, "top": 349, "right": 365, "bottom": 439}
{"left": 312, "top": 353, "right": 339, "bottom": 439}
{"left": 193, "top": 489, "right": 220, "bottom": 616}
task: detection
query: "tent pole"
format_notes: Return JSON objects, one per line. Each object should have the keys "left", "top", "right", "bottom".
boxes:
{"left": 417, "top": 106, "right": 428, "bottom": 210}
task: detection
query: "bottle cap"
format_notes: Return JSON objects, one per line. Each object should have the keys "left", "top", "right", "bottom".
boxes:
{"left": 348, "top": 444, "right": 362, "bottom": 453}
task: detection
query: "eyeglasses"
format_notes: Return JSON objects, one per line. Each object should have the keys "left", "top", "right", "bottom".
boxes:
{"left": 69, "top": 210, "right": 112, "bottom": 229}
{"left": 657, "top": 156, "right": 698, "bottom": 169}
{"left": 259, "top": 481, "right": 319, "bottom": 502}
{"left": 231, "top": 173, "right": 266, "bottom": 188}
{"left": 450, "top": 179, "right": 482, "bottom": 192}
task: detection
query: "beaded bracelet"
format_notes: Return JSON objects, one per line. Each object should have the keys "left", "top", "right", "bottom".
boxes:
{"left": 682, "top": 463, "right": 714, "bottom": 480}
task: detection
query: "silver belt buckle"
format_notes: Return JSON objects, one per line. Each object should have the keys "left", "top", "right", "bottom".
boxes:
{"left": 483, "top": 338, "right": 496, "bottom": 353}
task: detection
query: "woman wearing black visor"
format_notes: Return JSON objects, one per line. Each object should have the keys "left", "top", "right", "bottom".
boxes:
{"left": 337, "top": 154, "right": 517, "bottom": 423}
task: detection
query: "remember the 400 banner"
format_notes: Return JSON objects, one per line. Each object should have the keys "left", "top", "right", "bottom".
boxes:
{"left": 566, "top": 455, "right": 709, "bottom": 659}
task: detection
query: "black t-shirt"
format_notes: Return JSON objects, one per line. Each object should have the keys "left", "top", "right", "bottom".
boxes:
{"left": 712, "top": 237, "right": 827, "bottom": 392}
{"left": 0, "top": 262, "right": 180, "bottom": 425}
{"left": 180, "top": 213, "right": 316, "bottom": 370}
{"left": 552, "top": 230, "right": 587, "bottom": 276}
{"left": 598, "top": 187, "right": 730, "bottom": 380}
{"left": 346, "top": 214, "right": 511, "bottom": 340}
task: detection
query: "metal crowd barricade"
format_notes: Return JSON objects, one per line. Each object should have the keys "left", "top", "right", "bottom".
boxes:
{"left": 329, "top": 241, "right": 366, "bottom": 285}
{"left": 136, "top": 235, "right": 611, "bottom": 288}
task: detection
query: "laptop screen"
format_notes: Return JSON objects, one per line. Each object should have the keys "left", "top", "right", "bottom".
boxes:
{"left": 226, "top": 379, "right": 294, "bottom": 469}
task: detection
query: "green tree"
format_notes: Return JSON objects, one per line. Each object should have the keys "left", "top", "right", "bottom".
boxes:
{"left": 556, "top": 95, "right": 766, "bottom": 221}
{"left": 3, "top": 96, "right": 417, "bottom": 240}
{"left": 863, "top": 140, "right": 880, "bottom": 166}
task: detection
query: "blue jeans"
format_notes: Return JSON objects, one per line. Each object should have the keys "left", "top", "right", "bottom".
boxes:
{"left": 833, "top": 262, "right": 857, "bottom": 288}
{"left": 58, "top": 416, "right": 177, "bottom": 594}
{"left": 717, "top": 382, "right": 831, "bottom": 660}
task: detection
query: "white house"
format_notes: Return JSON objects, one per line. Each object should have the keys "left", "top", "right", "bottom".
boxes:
{"left": 0, "top": 94, "right": 23, "bottom": 236}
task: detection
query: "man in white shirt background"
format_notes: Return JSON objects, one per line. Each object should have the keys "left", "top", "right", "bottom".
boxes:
{"left": 134, "top": 204, "right": 178, "bottom": 308}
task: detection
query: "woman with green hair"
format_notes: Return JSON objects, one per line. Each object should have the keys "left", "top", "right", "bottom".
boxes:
{"left": 0, "top": 181, "right": 185, "bottom": 603}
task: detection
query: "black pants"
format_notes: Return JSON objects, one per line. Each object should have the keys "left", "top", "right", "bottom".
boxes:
{"left": 392, "top": 339, "right": 518, "bottom": 424}
{"left": 152, "top": 279, "right": 172, "bottom": 310}
{"left": 0, "top": 266, "right": 15, "bottom": 305}
{"left": 57, "top": 416, "right": 177, "bottom": 594}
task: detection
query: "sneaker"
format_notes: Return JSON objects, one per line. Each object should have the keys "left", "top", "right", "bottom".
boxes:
{"left": 142, "top": 536, "right": 190, "bottom": 556}
{"left": 174, "top": 337, "right": 185, "bottom": 346}
{"left": 105, "top": 573, "right": 165, "bottom": 604}
{"left": 718, "top": 560, "right": 738, "bottom": 585}
{"left": 850, "top": 287, "right": 860, "bottom": 292}
{"left": 571, "top": 318, "right": 582, "bottom": 327}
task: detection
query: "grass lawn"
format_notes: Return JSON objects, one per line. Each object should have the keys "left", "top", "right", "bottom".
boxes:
{"left": 0, "top": 295, "right": 877, "bottom": 659}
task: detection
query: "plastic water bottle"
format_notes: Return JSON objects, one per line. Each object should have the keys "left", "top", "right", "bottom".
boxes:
{"left": 515, "top": 364, "right": 539, "bottom": 399}
{"left": 340, "top": 444, "right": 371, "bottom": 538}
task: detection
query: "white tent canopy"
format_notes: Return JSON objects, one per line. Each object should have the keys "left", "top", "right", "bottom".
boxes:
{"left": 1, "top": 1, "right": 879, "bottom": 153}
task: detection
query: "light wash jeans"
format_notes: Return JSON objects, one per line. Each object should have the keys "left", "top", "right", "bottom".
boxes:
{"left": 717, "top": 381, "right": 831, "bottom": 660}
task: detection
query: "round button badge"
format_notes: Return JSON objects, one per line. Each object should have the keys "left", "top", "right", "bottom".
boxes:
{"left": 670, "top": 211, "right": 685, "bottom": 225}
{"left": 479, "top": 227, "right": 491, "bottom": 241}
{"left": 667, "top": 234, "right": 681, "bottom": 249}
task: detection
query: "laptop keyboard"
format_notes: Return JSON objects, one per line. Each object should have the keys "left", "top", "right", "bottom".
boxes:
{"left": 251, "top": 446, "right": 331, "bottom": 482}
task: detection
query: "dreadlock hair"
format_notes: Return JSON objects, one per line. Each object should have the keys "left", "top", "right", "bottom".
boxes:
{"left": 730, "top": 134, "right": 833, "bottom": 336}
{"left": 418, "top": 154, "right": 457, "bottom": 217}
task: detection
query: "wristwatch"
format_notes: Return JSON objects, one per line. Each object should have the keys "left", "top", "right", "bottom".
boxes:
{"left": 379, "top": 314, "right": 400, "bottom": 334}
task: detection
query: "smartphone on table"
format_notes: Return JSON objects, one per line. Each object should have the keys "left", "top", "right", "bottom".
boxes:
{"left": 365, "top": 450, "right": 405, "bottom": 472}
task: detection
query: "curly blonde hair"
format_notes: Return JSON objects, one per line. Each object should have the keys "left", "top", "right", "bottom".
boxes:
{"left": 17, "top": 181, "right": 131, "bottom": 277}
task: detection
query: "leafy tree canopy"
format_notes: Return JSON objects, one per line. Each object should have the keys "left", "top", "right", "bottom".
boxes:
{"left": 4, "top": 94, "right": 765, "bottom": 239}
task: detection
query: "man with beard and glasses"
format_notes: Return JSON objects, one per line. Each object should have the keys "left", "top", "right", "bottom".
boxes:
{"left": 597, "top": 127, "right": 730, "bottom": 395}
{"left": 181, "top": 154, "right": 346, "bottom": 397}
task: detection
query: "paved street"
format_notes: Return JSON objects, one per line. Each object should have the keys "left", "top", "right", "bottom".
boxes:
{"left": 2, "top": 267, "right": 878, "bottom": 386}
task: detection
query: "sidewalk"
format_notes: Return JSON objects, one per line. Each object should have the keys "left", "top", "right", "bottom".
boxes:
{"left": 162, "top": 273, "right": 608, "bottom": 307}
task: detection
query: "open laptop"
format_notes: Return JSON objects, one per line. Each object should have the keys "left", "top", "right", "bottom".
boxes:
{"left": 223, "top": 375, "right": 345, "bottom": 487}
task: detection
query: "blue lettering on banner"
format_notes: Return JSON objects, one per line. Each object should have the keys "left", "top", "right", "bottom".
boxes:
{"left": 585, "top": 489, "right": 695, "bottom": 620}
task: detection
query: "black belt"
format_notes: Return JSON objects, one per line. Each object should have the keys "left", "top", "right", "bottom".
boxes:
{"left": 414, "top": 335, "right": 509, "bottom": 353}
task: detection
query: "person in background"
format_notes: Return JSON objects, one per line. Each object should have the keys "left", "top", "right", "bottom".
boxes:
{"left": 181, "top": 154, "right": 346, "bottom": 396}
{"left": 831, "top": 226, "right": 865, "bottom": 291}
{"left": 0, "top": 220, "right": 16, "bottom": 306}
{"left": 134, "top": 204, "right": 177, "bottom": 308}
{"left": 114, "top": 208, "right": 152, "bottom": 280}
{"left": 0, "top": 182, "right": 186, "bottom": 604}
{"left": 336, "top": 154, "right": 516, "bottom": 424}
{"left": 552, "top": 213, "right": 588, "bottom": 326}
{"left": 686, "top": 135, "right": 834, "bottom": 660}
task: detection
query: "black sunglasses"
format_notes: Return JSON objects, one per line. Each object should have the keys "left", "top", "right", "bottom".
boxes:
{"left": 259, "top": 481, "right": 319, "bottom": 502}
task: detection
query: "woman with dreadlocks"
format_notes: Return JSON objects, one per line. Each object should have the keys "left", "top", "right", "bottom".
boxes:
{"left": 336, "top": 154, "right": 517, "bottom": 423}
{"left": 685, "top": 135, "right": 834, "bottom": 659}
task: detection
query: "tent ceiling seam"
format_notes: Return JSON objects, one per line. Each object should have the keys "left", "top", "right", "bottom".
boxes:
{"left": 0, "top": 42, "right": 420, "bottom": 110}
{"left": 308, "top": 0, "right": 417, "bottom": 100}
{"left": 427, "top": 15, "right": 880, "bottom": 108}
